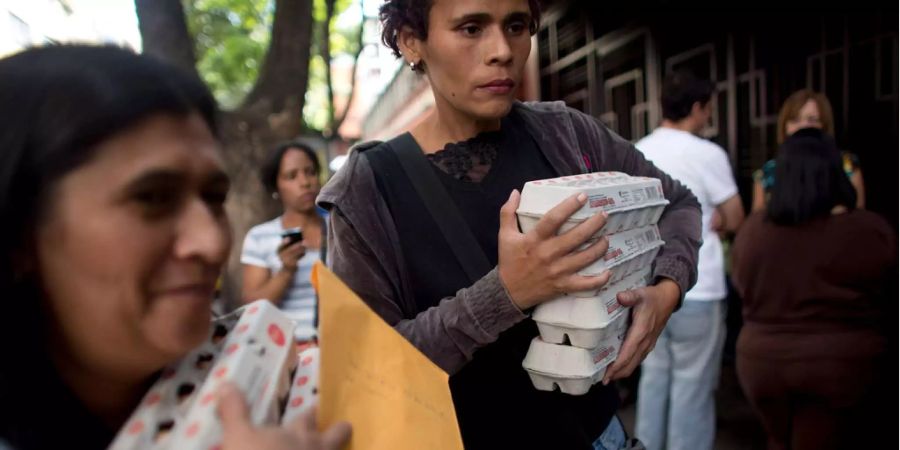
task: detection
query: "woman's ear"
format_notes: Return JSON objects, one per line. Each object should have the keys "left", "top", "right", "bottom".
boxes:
{"left": 398, "top": 26, "right": 424, "bottom": 67}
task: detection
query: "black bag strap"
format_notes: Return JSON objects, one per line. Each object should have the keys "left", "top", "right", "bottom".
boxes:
{"left": 386, "top": 133, "right": 492, "bottom": 284}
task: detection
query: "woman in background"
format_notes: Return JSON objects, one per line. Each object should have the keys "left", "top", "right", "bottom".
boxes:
{"left": 241, "top": 141, "right": 325, "bottom": 343}
{"left": 733, "top": 128, "right": 894, "bottom": 450}
{"left": 751, "top": 89, "right": 865, "bottom": 211}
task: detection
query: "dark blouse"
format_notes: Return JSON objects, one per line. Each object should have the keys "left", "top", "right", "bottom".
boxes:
{"left": 732, "top": 210, "right": 896, "bottom": 360}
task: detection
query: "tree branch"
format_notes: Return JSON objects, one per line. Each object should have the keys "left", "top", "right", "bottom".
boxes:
{"left": 134, "top": 0, "right": 198, "bottom": 77}
{"left": 244, "top": 0, "right": 314, "bottom": 118}
{"left": 322, "top": 0, "right": 337, "bottom": 135}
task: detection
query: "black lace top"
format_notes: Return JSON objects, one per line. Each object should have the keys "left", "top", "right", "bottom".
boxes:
{"left": 425, "top": 131, "right": 502, "bottom": 183}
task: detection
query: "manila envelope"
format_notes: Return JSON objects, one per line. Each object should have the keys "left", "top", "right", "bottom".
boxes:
{"left": 312, "top": 263, "right": 463, "bottom": 450}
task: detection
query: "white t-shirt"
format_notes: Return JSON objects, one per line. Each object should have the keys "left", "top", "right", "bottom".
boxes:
{"left": 636, "top": 128, "right": 738, "bottom": 301}
{"left": 241, "top": 217, "right": 320, "bottom": 340}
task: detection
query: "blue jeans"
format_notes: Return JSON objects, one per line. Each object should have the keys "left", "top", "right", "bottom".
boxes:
{"left": 635, "top": 300, "right": 726, "bottom": 450}
{"left": 593, "top": 416, "right": 639, "bottom": 450}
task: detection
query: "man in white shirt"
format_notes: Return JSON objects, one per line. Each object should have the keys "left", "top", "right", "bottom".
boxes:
{"left": 634, "top": 71, "right": 745, "bottom": 450}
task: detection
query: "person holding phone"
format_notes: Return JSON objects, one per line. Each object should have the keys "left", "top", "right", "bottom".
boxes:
{"left": 241, "top": 142, "right": 325, "bottom": 343}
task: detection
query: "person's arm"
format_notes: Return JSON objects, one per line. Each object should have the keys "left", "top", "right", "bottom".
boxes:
{"left": 239, "top": 231, "right": 305, "bottom": 305}
{"left": 751, "top": 177, "right": 767, "bottom": 213}
{"left": 850, "top": 168, "right": 866, "bottom": 209}
{"left": 241, "top": 264, "right": 293, "bottom": 305}
{"left": 329, "top": 209, "right": 526, "bottom": 375}
{"left": 705, "top": 147, "right": 745, "bottom": 234}
{"left": 328, "top": 192, "right": 615, "bottom": 375}
{"left": 729, "top": 220, "right": 751, "bottom": 299}
{"left": 715, "top": 195, "right": 745, "bottom": 234}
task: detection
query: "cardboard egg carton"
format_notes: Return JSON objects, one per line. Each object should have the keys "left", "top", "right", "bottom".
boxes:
{"left": 574, "top": 255, "right": 653, "bottom": 295}
{"left": 516, "top": 172, "right": 668, "bottom": 237}
{"left": 281, "top": 346, "right": 320, "bottom": 424}
{"left": 521, "top": 313, "right": 628, "bottom": 396}
{"left": 517, "top": 202, "right": 667, "bottom": 237}
{"left": 576, "top": 225, "right": 663, "bottom": 278}
{"left": 533, "top": 267, "right": 651, "bottom": 349}
{"left": 109, "top": 300, "right": 298, "bottom": 450}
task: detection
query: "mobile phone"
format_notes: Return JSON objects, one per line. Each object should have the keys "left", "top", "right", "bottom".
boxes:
{"left": 281, "top": 227, "right": 304, "bottom": 245}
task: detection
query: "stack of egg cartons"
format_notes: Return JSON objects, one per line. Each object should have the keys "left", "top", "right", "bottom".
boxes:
{"left": 516, "top": 172, "right": 668, "bottom": 395}
{"left": 109, "top": 300, "right": 302, "bottom": 450}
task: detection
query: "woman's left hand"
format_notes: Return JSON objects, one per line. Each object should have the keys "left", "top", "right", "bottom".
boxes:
{"left": 602, "top": 279, "right": 680, "bottom": 384}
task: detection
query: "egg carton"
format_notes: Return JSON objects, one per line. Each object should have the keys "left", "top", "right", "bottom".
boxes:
{"left": 517, "top": 201, "right": 667, "bottom": 238}
{"left": 533, "top": 268, "right": 650, "bottom": 349}
{"left": 534, "top": 308, "right": 629, "bottom": 351}
{"left": 522, "top": 320, "right": 627, "bottom": 396}
{"left": 281, "top": 346, "right": 320, "bottom": 424}
{"left": 571, "top": 243, "right": 660, "bottom": 297}
{"left": 577, "top": 225, "right": 662, "bottom": 276}
{"left": 109, "top": 300, "right": 298, "bottom": 450}
{"left": 516, "top": 172, "right": 668, "bottom": 237}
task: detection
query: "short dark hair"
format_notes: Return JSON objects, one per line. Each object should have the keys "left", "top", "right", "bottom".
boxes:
{"left": 767, "top": 128, "right": 857, "bottom": 225}
{"left": 379, "top": 0, "right": 542, "bottom": 60}
{"left": 0, "top": 45, "right": 218, "bottom": 362}
{"left": 661, "top": 70, "right": 715, "bottom": 122}
{"left": 260, "top": 141, "right": 321, "bottom": 195}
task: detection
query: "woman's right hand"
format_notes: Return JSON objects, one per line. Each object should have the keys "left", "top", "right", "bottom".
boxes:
{"left": 277, "top": 238, "right": 307, "bottom": 272}
{"left": 498, "top": 190, "right": 611, "bottom": 310}
{"left": 218, "top": 383, "right": 351, "bottom": 450}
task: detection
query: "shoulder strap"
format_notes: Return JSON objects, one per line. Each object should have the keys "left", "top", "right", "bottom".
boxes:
{"left": 386, "top": 133, "right": 492, "bottom": 284}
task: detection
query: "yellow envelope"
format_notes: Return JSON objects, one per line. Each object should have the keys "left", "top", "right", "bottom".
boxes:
{"left": 312, "top": 263, "right": 464, "bottom": 450}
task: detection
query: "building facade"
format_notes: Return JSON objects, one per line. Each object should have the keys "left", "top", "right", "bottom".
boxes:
{"left": 537, "top": 1, "right": 897, "bottom": 224}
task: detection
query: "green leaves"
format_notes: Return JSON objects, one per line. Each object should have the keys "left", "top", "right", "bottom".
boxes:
{"left": 184, "top": 0, "right": 361, "bottom": 132}
{"left": 185, "top": 0, "right": 272, "bottom": 109}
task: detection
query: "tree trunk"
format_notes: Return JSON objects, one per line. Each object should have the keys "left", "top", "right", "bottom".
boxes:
{"left": 244, "top": 0, "right": 314, "bottom": 117}
{"left": 134, "top": 0, "right": 197, "bottom": 77}
{"left": 322, "top": 0, "right": 336, "bottom": 135}
{"left": 223, "top": 0, "right": 315, "bottom": 307}
{"left": 135, "top": 0, "right": 316, "bottom": 307}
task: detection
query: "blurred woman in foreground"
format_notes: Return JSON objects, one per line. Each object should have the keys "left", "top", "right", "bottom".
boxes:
{"left": 0, "top": 45, "right": 349, "bottom": 450}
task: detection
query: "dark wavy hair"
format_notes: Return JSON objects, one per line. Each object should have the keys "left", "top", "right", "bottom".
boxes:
{"left": 379, "top": 0, "right": 542, "bottom": 63}
{"left": 767, "top": 128, "right": 857, "bottom": 225}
